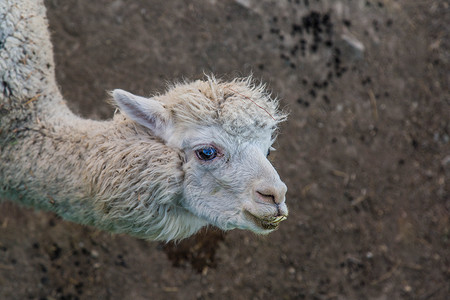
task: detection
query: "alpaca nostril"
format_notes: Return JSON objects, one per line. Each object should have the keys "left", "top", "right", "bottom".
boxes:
{"left": 256, "top": 191, "right": 275, "bottom": 204}
{"left": 255, "top": 181, "right": 287, "bottom": 205}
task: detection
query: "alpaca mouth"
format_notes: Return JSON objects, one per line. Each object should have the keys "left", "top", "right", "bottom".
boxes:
{"left": 244, "top": 211, "right": 287, "bottom": 230}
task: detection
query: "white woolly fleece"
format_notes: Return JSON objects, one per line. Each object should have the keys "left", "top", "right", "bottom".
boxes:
{"left": 0, "top": 0, "right": 288, "bottom": 241}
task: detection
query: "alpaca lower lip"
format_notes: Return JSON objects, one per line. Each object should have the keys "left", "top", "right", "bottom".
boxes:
{"left": 244, "top": 211, "right": 287, "bottom": 230}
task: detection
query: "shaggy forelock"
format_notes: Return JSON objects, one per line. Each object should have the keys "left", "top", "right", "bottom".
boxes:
{"left": 157, "top": 77, "right": 287, "bottom": 139}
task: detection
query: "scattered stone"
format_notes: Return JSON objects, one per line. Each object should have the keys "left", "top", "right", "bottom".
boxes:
{"left": 339, "top": 34, "right": 365, "bottom": 61}
{"left": 90, "top": 249, "right": 99, "bottom": 258}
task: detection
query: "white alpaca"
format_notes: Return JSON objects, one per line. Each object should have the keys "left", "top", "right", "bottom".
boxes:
{"left": 0, "top": 0, "right": 288, "bottom": 241}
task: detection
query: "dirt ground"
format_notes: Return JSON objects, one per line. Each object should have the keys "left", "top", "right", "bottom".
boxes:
{"left": 0, "top": 0, "right": 449, "bottom": 299}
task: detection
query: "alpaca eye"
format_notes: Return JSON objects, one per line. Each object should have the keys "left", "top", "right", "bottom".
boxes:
{"left": 196, "top": 147, "right": 218, "bottom": 161}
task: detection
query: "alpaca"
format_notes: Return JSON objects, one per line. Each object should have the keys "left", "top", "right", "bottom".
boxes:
{"left": 0, "top": 0, "right": 288, "bottom": 241}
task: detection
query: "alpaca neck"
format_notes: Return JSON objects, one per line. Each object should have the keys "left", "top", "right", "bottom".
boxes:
{"left": 1, "top": 109, "right": 207, "bottom": 240}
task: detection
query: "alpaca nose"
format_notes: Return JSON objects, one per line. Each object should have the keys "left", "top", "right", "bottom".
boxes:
{"left": 255, "top": 181, "right": 287, "bottom": 205}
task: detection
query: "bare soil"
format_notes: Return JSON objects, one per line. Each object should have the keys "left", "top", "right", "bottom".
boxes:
{"left": 1, "top": 0, "right": 448, "bottom": 299}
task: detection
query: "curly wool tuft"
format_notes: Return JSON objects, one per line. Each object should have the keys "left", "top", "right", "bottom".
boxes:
{"left": 157, "top": 76, "right": 287, "bottom": 140}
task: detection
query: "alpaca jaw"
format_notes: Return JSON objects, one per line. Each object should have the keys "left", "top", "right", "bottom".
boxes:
{"left": 243, "top": 210, "right": 288, "bottom": 231}
{"left": 240, "top": 195, "right": 289, "bottom": 233}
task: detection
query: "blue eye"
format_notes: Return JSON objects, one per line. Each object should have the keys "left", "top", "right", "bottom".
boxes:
{"left": 195, "top": 147, "right": 218, "bottom": 161}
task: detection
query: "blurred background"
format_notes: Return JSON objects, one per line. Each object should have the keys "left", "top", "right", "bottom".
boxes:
{"left": 0, "top": 0, "right": 448, "bottom": 299}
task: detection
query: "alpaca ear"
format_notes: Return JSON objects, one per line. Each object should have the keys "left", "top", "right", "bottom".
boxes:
{"left": 112, "top": 89, "right": 171, "bottom": 139}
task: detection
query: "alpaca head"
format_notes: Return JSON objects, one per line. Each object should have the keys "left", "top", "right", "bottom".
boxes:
{"left": 112, "top": 77, "right": 288, "bottom": 234}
